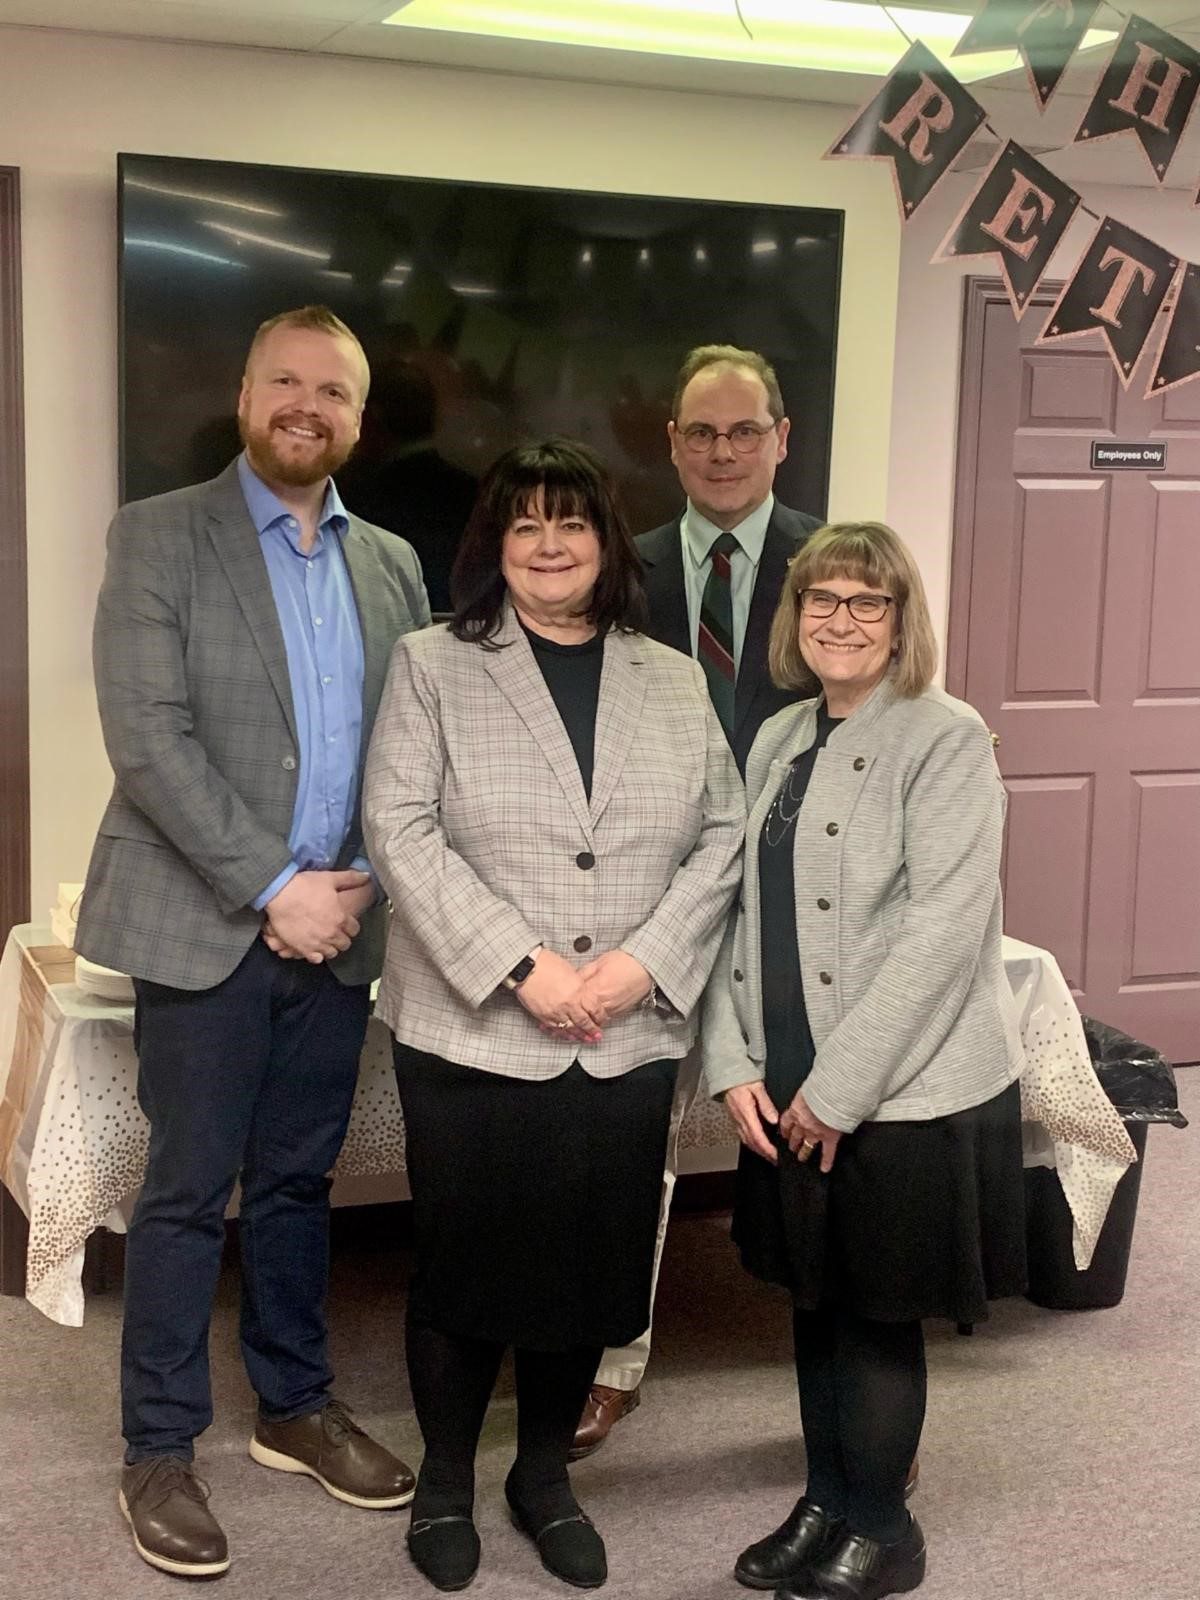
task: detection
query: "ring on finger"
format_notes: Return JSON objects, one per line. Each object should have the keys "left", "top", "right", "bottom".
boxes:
{"left": 798, "top": 1138, "right": 816, "bottom": 1157}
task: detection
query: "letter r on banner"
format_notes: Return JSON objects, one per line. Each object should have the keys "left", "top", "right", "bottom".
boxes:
{"left": 878, "top": 76, "right": 955, "bottom": 165}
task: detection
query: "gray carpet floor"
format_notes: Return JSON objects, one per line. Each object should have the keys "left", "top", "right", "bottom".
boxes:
{"left": 1, "top": 1069, "right": 1195, "bottom": 1600}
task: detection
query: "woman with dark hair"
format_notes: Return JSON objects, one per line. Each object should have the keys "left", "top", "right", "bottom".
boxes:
{"left": 363, "top": 438, "right": 742, "bottom": 1592}
{"left": 705, "top": 522, "right": 1026, "bottom": 1600}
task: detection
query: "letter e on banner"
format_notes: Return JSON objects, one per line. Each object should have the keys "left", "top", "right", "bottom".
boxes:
{"left": 934, "top": 141, "right": 1079, "bottom": 318}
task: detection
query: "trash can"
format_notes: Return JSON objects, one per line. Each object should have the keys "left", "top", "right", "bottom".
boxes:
{"left": 1024, "top": 1019, "right": 1187, "bottom": 1312}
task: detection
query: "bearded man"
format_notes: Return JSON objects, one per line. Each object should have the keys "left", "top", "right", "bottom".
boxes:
{"left": 77, "top": 306, "right": 430, "bottom": 1579}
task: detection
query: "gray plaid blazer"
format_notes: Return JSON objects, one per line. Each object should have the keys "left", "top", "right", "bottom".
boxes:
{"left": 363, "top": 606, "right": 744, "bottom": 1079}
{"left": 76, "top": 459, "right": 431, "bottom": 991}
{"left": 702, "top": 677, "right": 1025, "bottom": 1130}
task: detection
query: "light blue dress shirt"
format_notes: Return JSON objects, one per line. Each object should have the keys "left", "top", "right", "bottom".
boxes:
{"left": 680, "top": 493, "right": 775, "bottom": 675}
{"left": 236, "top": 455, "right": 370, "bottom": 910}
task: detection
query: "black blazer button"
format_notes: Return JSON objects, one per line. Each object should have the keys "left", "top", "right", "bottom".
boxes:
{"left": 819, "top": 971, "right": 833, "bottom": 985}
{"left": 576, "top": 852, "right": 596, "bottom": 870}
{"left": 826, "top": 822, "right": 839, "bottom": 836}
{"left": 573, "top": 935, "right": 593, "bottom": 953}
{"left": 817, "top": 897, "right": 831, "bottom": 911}
{"left": 733, "top": 968, "right": 744, "bottom": 983}
{"left": 853, "top": 757, "right": 866, "bottom": 772}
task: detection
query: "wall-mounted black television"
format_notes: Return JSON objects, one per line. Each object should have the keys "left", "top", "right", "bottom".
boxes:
{"left": 119, "top": 153, "right": 842, "bottom": 611}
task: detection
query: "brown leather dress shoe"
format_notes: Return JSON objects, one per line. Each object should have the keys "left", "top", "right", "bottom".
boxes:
{"left": 119, "top": 1456, "right": 230, "bottom": 1579}
{"left": 250, "top": 1398, "right": 416, "bottom": 1508}
{"left": 568, "top": 1384, "right": 640, "bottom": 1461}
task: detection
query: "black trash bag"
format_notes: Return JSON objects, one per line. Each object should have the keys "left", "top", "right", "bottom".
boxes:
{"left": 1080, "top": 1016, "right": 1188, "bottom": 1128}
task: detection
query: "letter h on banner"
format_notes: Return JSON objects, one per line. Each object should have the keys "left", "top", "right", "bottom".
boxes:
{"left": 825, "top": 40, "right": 986, "bottom": 221}
{"left": 1075, "top": 17, "right": 1200, "bottom": 182}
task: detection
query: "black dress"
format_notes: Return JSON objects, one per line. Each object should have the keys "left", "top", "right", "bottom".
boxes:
{"left": 732, "top": 708, "right": 1027, "bottom": 1325}
{"left": 393, "top": 626, "right": 678, "bottom": 1352}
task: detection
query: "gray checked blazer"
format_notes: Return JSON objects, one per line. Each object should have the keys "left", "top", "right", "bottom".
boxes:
{"left": 76, "top": 459, "right": 431, "bottom": 992}
{"left": 702, "top": 676, "right": 1025, "bottom": 1131}
{"left": 362, "top": 606, "right": 744, "bottom": 1079}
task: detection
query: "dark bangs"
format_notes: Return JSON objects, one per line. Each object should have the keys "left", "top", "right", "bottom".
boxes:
{"left": 451, "top": 438, "right": 647, "bottom": 646}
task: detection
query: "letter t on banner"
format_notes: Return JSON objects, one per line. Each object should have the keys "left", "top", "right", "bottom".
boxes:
{"left": 1075, "top": 17, "right": 1200, "bottom": 182}
{"left": 826, "top": 41, "right": 986, "bottom": 221}
{"left": 934, "top": 141, "right": 1080, "bottom": 317}
{"left": 1038, "top": 217, "right": 1180, "bottom": 387}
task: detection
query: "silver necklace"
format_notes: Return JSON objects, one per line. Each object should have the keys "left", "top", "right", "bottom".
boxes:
{"left": 763, "top": 760, "right": 807, "bottom": 848}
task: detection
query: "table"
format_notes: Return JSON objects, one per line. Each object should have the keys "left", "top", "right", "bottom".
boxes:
{"left": 1, "top": 925, "right": 1135, "bottom": 1326}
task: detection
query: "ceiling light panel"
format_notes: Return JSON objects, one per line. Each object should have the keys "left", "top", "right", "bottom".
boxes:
{"left": 382, "top": 0, "right": 1117, "bottom": 81}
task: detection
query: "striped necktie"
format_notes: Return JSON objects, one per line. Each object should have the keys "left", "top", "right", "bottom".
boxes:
{"left": 698, "top": 530, "right": 738, "bottom": 734}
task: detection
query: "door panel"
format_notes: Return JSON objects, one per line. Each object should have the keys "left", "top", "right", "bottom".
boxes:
{"left": 949, "top": 279, "right": 1200, "bottom": 1063}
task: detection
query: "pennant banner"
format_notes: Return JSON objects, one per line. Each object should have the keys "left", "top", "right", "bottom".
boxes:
{"left": 826, "top": 40, "right": 987, "bottom": 220}
{"left": 954, "top": 0, "right": 1102, "bottom": 109}
{"left": 1075, "top": 16, "right": 1200, "bottom": 182}
{"left": 934, "top": 140, "right": 1081, "bottom": 317}
{"left": 1038, "top": 217, "right": 1180, "bottom": 386}
{"left": 1148, "top": 261, "right": 1200, "bottom": 396}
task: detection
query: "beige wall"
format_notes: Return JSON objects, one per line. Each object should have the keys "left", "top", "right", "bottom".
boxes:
{"left": 887, "top": 173, "right": 1200, "bottom": 667}
{"left": 1, "top": 24, "right": 902, "bottom": 919}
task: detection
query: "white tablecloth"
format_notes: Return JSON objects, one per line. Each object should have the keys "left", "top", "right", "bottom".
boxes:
{"left": 0, "top": 926, "right": 1134, "bottom": 1326}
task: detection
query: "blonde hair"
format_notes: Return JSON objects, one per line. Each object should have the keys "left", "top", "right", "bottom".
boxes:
{"left": 244, "top": 305, "right": 370, "bottom": 401}
{"left": 767, "top": 521, "right": 938, "bottom": 698}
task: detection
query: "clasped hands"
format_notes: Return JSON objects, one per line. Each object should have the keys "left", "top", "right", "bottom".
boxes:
{"left": 722, "top": 1081, "right": 842, "bottom": 1172}
{"left": 261, "top": 869, "right": 375, "bottom": 963}
{"left": 515, "top": 948, "right": 652, "bottom": 1045}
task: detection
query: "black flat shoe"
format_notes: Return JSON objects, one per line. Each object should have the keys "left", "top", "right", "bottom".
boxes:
{"left": 407, "top": 1514, "right": 481, "bottom": 1591}
{"left": 808, "top": 1514, "right": 926, "bottom": 1600}
{"left": 734, "top": 1498, "right": 844, "bottom": 1590}
{"left": 505, "top": 1487, "right": 607, "bottom": 1589}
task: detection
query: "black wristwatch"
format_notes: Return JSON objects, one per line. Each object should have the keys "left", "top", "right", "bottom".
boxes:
{"left": 502, "top": 946, "right": 542, "bottom": 990}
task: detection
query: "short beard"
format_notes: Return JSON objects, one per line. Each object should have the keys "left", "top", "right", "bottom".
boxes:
{"left": 239, "top": 415, "right": 356, "bottom": 488}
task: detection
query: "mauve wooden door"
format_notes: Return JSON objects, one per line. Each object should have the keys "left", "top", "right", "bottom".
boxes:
{"left": 949, "top": 278, "right": 1200, "bottom": 1065}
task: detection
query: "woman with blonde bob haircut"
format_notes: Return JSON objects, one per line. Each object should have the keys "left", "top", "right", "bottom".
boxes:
{"left": 704, "top": 521, "right": 1026, "bottom": 1600}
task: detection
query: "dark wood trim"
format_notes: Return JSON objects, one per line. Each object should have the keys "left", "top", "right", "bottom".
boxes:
{"left": 0, "top": 166, "right": 28, "bottom": 1296}
{"left": 0, "top": 167, "right": 29, "bottom": 939}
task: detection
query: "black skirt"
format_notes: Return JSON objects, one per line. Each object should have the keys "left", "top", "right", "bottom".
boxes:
{"left": 393, "top": 1044, "right": 678, "bottom": 1351}
{"left": 733, "top": 1078, "right": 1027, "bottom": 1325}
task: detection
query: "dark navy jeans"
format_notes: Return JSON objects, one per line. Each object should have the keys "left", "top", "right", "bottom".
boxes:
{"left": 122, "top": 938, "right": 369, "bottom": 1463}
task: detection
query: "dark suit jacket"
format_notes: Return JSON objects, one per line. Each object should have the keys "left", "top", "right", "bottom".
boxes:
{"left": 635, "top": 500, "right": 822, "bottom": 774}
{"left": 76, "top": 459, "right": 431, "bottom": 992}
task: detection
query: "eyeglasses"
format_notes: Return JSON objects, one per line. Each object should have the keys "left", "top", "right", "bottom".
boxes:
{"left": 799, "top": 589, "right": 895, "bottom": 623}
{"left": 677, "top": 421, "right": 777, "bottom": 455}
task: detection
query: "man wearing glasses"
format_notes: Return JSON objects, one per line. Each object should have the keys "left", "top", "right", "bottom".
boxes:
{"left": 571, "top": 344, "right": 821, "bottom": 1459}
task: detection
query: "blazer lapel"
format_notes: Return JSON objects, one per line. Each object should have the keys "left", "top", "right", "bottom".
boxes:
{"left": 204, "top": 464, "right": 298, "bottom": 745}
{"left": 482, "top": 608, "right": 595, "bottom": 842}
{"left": 342, "top": 518, "right": 392, "bottom": 738}
{"left": 639, "top": 519, "right": 691, "bottom": 657}
{"left": 735, "top": 511, "right": 795, "bottom": 744}
{"left": 589, "top": 630, "right": 648, "bottom": 827}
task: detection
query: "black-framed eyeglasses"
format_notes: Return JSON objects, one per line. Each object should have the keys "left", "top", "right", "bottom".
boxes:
{"left": 677, "top": 421, "right": 777, "bottom": 455}
{"left": 799, "top": 589, "right": 895, "bottom": 623}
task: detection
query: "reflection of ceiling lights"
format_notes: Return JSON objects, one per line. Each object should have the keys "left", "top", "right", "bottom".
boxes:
{"left": 127, "top": 237, "right": 247, "bottom": 268}
{"left": 125, "top": 178, "right": 286, "bottom": 216}
{"left": 203, "top": 222, "right": 328, "bottom": 261}
{"left": 448, "top": 280, "right": 497, "bottom": 296}
{"left": 382, "top": 0, "right": 1116, "bottom": 81}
